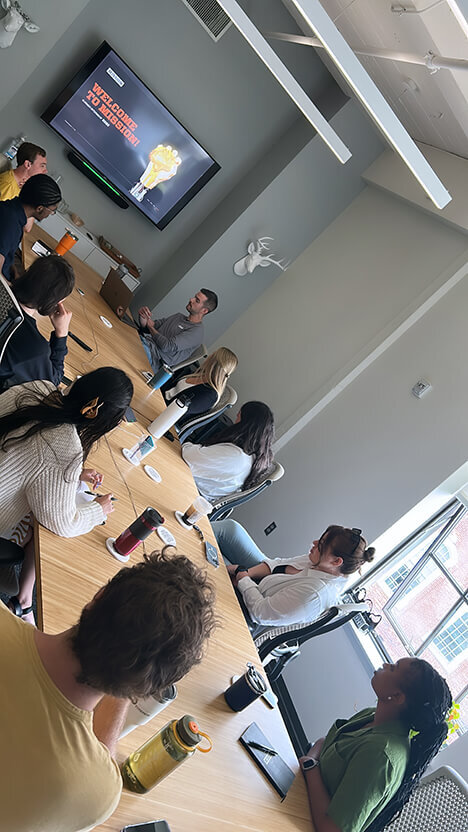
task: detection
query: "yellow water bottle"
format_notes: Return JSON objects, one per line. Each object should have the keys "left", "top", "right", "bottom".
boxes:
{"left": 121, "top": 714, "right": 212, "bottom": 793}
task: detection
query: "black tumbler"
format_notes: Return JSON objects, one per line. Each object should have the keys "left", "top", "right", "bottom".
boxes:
{"left": 224, "top": 663, "right": 267, "bottom": 711}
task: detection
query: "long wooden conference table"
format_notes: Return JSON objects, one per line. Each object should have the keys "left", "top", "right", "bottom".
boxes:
{"left": 23, "top": 226, "right": 313, "bottom": 832}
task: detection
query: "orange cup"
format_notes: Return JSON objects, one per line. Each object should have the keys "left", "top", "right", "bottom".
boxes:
{"left": 55, "top": 230, "right": 79, "bottom": 256}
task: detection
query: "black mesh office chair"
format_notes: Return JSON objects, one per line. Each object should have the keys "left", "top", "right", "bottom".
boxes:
{"left": 0, "top": 276, "right": 23, "bottom": 363}
{"left": 236, "top": 596, "right": 370, "bottom": 683}
{"left": 177, "top": 385, "right": 238, "bottom": 443}
{"left": 209, "top": 461, "right": 284, "bottom": 521}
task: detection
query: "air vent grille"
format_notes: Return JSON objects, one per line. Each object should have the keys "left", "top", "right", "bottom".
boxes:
{"left": 179, "top": 0, "right": 232, "bottom": 41}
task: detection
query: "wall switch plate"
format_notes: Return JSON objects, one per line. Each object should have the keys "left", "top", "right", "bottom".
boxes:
{"left": 264, "top": 522, "right": 277, "bottom": 536}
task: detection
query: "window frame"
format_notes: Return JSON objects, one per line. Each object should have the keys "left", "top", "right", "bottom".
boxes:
{"left": 348, "top": 499, "right": 468, "bottom": 732}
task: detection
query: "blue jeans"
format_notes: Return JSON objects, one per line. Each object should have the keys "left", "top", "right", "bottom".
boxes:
{"left": 212, "top": 519, "right": 266, "bottom": 567}
{"left": 139, "top": 334, "right": 161, "bottom": 372}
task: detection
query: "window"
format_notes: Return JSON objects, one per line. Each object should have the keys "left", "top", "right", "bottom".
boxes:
{"left": 434, "top": 612, "right": 468, "bottom": 663}
{"left": 353, "top": 501, "right": 468, "bottom": 738}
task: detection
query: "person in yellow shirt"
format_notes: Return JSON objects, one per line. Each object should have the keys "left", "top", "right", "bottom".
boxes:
{"left": 0, "top": 141, "right": 47, "bottom": 200}
{"left": 0, "top": 550, "right": 216, "bottom": 832}
{"left": 0, "top": 141, "right": 47, "bottom": 233}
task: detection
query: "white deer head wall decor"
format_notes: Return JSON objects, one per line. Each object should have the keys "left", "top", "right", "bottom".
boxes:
{"left": 233, "top": 237, "right": 290, "bottom": 276}
{"left": 0, "top": 0, "right": 39, "bottom": 49}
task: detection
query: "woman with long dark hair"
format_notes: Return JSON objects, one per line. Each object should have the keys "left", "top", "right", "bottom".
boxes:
{"left": 0, "top": 367, "right": 133, "bottom": 620}
{"left": 181, "top": 400, "right": 275, "bottom": 503}
{"left": 0, "top": 255, "right": 75, "bottom": 391}
{"left": 299, "top": 657, "right": 452, "bottom": 832}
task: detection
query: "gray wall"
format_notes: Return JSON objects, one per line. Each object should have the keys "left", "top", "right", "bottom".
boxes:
{"left": 0, "top": 0, "right": 93, "bottom": 112}
{"left": 0, "top": 0, "right": 334, "bottom": 286}
{"left": 141, "top": 99, "right": 384, "bottom": 344}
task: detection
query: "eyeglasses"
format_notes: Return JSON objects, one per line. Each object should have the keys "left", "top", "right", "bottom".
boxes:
{"left": 44, "top": 205, "right": 57, "bottom": 214}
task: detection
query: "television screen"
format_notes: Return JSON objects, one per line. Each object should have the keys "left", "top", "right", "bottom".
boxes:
{"left": 41, "top": 42, "right": 220, "bottom": 229}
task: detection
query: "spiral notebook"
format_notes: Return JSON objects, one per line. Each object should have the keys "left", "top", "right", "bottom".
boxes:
{"left": 239, "top": 722, "right": 295, "bottom": 800}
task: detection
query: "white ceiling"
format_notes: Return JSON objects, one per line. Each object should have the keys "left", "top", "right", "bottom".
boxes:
{"left": 280, "top": 0, "right": 468, "bottom": 158}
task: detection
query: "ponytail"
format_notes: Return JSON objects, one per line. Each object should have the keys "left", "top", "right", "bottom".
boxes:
{"left": 366, "top": 660, "right": 452, "bottom": 832}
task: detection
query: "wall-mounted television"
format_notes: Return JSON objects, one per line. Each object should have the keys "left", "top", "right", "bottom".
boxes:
{"left": 41, "top": 42, "right": 220, "bottom": 229}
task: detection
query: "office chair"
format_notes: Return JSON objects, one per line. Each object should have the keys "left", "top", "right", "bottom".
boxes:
{"left": 167, "top": 343, "right": 207, "bottom": 374}
{"left": 238, "top": 599, "right": 370, "bottom": 683}
{"left": 177, "top": 384, "right": 238, "bottom": 443}
{"left": 382, "top": 765, "right": 468, "bottom": 832}
{"left": 0, "top": 276, "right": 23, "bottom": 362}
{"left": 0, "top": 539, "right": 24, "bottom": 596}
{"left": 209, "top": 461, "right": 285, "bottom": 522}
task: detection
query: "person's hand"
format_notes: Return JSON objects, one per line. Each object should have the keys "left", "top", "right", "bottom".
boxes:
{"left": 80, "top": 469, "right": 103, "bottom": 489}
{"left": 236, "top": 570, "right": 249, "bottom": 582}
{"left": 95, "top": 493, "right": 114, "bottom": 515}
{"left": 308, "top": 738, "right": 325, "bottom": 759}
{"left": 226, "top": 564, "right": 238, "bottom": 579}
{"left": 50, "top": 301, "right": 72, "bottom": 338}
{"left": 138, "top": 306, "right": 152, "bottom": 327}
{"left": 146, "top": 318, "right": 157, "bottom": 335}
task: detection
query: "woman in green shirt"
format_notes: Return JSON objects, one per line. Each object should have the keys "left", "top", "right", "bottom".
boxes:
{"left": 300, "top": 657, "right": 452, "bottom": 832}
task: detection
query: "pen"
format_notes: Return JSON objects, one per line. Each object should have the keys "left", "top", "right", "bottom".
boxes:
{"left": 247, "top": 741, "right": 278, "bottom": 756}
{"left": 84, "top": 491, "right": 118, "bottom": 501}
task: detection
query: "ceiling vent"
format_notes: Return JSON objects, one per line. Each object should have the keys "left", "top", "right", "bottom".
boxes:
{"left": 179, "top": 0, "right": 232, "bottom": 41}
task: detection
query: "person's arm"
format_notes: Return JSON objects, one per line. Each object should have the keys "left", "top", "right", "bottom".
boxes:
{"left": 228, "top": 561, "right": 272, "bottom": 584}
{"left": 47, "top": 301, "right": 72, "bottom": 385}
{"left": 93, "top": 696, "right": 130, "bottom": 756}
{"left": 149, "top": 323, "right": 201, "bottom": 361}
{"left": 302, "top": 765, "right": 342, "bottom": 832}
{"left": 236, "top": 575, "right": 323, "bottom": 626}
{"left": 0, "top": 252, "right": 6, "bottom": 281}
{"left": 25, "top": 461, "right": 106, "bottom": 537}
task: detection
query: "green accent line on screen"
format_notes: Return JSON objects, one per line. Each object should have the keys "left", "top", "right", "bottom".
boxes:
{"left": 80, "top": 160, "right": 121, "bottom": 196}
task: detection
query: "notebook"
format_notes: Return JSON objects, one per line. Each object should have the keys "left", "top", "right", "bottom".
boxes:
{"left": 239, "top": 722, "right": 295, "bottom": 800}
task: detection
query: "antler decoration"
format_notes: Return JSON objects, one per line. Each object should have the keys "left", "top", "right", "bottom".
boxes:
{"left": 233, "top": 237, "right": 290, "bottom": 276}
{"left": 0, "top": 0, "right": 39, "bottom": 49}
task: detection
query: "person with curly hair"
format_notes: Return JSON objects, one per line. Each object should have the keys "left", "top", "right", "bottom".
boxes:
{"left": 0, "top": 550, "right": 217, "bottom": 832}
{"left": 299, "top": 657, "right": 452, "bottom": 832}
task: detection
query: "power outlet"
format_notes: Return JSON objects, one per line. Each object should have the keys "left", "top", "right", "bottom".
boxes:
{"left": 264, "top": 522, "right": 277, "bottom": 536}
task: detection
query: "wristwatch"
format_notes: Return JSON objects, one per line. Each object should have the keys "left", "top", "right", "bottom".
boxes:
{"left": 235, "top": 565, "right": 249, "bottom": 576}
{"left": 301, "top": 757, "right": 319, "bottom": 771}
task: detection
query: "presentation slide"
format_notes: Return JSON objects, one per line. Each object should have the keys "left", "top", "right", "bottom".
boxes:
{"left": 50, "top": 50, "right": 217, "bottom": 227}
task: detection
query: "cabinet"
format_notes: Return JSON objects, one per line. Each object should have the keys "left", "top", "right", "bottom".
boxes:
{"left": 40, "top": 212, "right": 118, "bottom": 279}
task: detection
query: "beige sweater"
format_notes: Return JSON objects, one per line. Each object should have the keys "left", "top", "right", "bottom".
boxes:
{"left": 0, "top": 382, "right": 105, "bottom": 537}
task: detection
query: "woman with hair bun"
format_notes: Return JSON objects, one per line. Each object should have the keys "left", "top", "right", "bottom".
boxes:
{"left": 300, "top": 657, "right": 452, "bottom": 832}
{"left": 217, "top": 522, "right": 375, "bottom": 626}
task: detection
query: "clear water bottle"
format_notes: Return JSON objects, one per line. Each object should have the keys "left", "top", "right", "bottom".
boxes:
{"left": 121, "top": 714, "right": 212, "bottom": 793}
{"left": 2, "top": 135, "right": 26, "bottom": 160}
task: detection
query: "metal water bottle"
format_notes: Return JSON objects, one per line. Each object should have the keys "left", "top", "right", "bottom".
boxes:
{"left": 113, "top": 507, "right": 164, "bottom": 557}
{"left": 121, "top": 714, "right": 212, "bottom": 793}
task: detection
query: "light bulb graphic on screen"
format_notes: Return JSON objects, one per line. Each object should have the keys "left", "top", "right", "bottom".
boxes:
{"left": 130, "top": 144, "right": 182, "bottom": 202}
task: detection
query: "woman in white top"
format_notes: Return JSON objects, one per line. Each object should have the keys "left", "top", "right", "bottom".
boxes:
{"left": 0, "top": 367, "right": 133, "bottom": 619}
{"left": 181, "top": 400, "right": 275, "bottom": 503}
{"left": 214, "top": 520, "right": 375, "bottom": 626}
{"left": 163, "top": 347, "right": 238, "bottom": 426}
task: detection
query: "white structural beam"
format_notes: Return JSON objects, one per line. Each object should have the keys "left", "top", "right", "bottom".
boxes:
{"left": 445, "top": 0, "right": 468, "bottom": 38}
{"left": 215, "top": 0, "right": 351, "bottom": 163}
{"left": 289, "top": 0, "right": 452, "bottom": 209}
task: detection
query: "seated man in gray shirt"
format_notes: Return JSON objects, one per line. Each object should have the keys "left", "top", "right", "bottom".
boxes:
{"left": 138, "top": 288, "right": 218, "bottom": 371}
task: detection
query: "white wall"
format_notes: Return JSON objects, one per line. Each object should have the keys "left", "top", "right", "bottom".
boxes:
{"left": 0, "top": 0, "right": 93, "bottom": 112}
{"left": 221, "top": 185, "right": 468, "bottom": 778}
{"left": 216, "top": 186, "right": 468, "bottom": 434}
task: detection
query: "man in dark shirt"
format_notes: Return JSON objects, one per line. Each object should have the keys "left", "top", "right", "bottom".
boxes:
{"left": 0, "top": 174, "right": 62, "bottom": 282}
{"left": 138, "top": 288, "right": 218, "bottom": 371}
